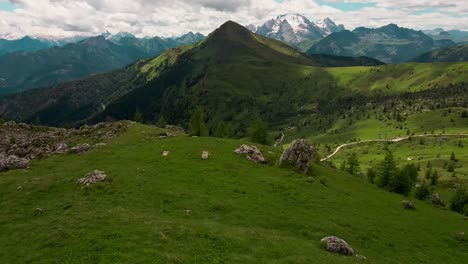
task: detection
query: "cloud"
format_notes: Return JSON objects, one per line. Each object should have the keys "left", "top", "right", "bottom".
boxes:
{"left": 0, "top": 0, "right": 466, "bottom": 39}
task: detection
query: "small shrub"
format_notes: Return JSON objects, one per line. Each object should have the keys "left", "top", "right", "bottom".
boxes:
{"left": 320, "top": 177, "right": 328, "bottom": 186}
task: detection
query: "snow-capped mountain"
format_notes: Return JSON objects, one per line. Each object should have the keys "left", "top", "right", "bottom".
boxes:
{"left": 250, "top": 14, "right": 345, "bottom": 47}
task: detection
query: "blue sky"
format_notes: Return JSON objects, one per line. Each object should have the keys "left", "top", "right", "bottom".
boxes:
{"left": 0, "top": 1, "right": 16, "bottom": 11}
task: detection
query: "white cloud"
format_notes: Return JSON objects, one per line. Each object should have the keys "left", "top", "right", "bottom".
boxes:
{"left": 0, "top": 0, "right": 466, "bottom": 39}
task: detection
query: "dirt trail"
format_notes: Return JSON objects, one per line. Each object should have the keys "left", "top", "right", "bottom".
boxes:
{"left": 320, "top": 133, "right": 467, "bottom": 162}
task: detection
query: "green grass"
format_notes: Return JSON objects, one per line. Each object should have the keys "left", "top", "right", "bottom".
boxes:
{"left": 325, "top": 62, "right": 468, "bottom": 93}
{"left": 324, "top": 136, "right": 468, "bottom": 202}
{"left": 0, "top": 124, "right": 467, "bottom": 263}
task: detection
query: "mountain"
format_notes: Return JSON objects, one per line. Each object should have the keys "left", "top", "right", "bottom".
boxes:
{"left": 0, "top": 36, "right": 55, "bottom": 56}
{"left": 0, "top": 36, "right": 88, "bottom": 56}
{"left": 424, "top": 29, "right": 468, "bottom": 44}
{"left": 0, "top": 33, "right": 205, "bottom": 95}
{"left": 251, "top": 14, "right": 345, "bottom": 51}
{"left": 0, "top": 21, "right": 321, "bottom": 126}
{"left": 307, "top": 24, "right": 457, "bottom": 63}
{"left": 410, "top": 45, "right": 468, "bottom": 63}
{"left": 0, "top": 21, "right": 466, "bottom": 130}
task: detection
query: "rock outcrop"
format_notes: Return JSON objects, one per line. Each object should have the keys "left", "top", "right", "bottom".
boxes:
{"left": 78, "top": 170, "right": 107, "bottom": 186}
{"left": 279, "top": 139, "right": 315, "bottom": 174}
{"left": 234, "top": 145, "right": 266, "bottom": 164}
{"left": 71, "top": 143, "right": 90, "bottom": 154}
{"left": 0, "top": 121, "right": 129, "bottom": 173}
{"left": 321, "top": 236, "right": 354, "bottom": 256}
{"left": 0, "top": 154, "right": 30, "bottom": 171}
{"left": 401, "top": 200, "right": 415, "bottom": 210}
{"left": 429, "top": 193, "right": 446, "bottom": 207}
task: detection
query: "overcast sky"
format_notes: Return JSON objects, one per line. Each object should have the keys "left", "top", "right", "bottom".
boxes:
{"left": 0, "top": 0, "right": 467, "bottom": 39}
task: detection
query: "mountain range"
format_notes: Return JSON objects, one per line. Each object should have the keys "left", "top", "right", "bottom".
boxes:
{"left": 248, "top": 14, "right": 345, "bottom": 51}
{"left": 0, "top": 21, "right": 465, "bottom": 130}
{"left": 411, "top": 44, "right": 468, "bottom": 63}
{"left": 307, "top": 24, "right": 457, "bottom": 63}
{"left": 0, "top": 32, "right": 205, "bottom": 94}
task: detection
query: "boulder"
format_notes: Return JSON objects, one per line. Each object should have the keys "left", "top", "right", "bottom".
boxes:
{"left": 429, "top": 193, "right": 446, "bottom": 207}
{"left": 279, "top": 139, "right": 315, "bottom": 174}
{"left": 202, "top": 151, "right": 209, "bottom": 160}
{"left": 162, "top": 151, "right": 170, "bottom": 157}
{"left": 0, "top": 154, "right": 30, "bottom": 171}
{"left": 77, "top": 170, "right": 107, "bottom": 186}
{"left": 401, "top": 200, "right": 415, "bottom": 210}
{"left": 234, "top": 145, "right": 266, "bottom": 164}
{"left": 71, "top": 143, "right": 90, "bottom": 154}
{"left": 55, "top": 143, "right": 69, "bottom": 154}
{"left": 321, "top": 236, "right": 354, "bottom": 256}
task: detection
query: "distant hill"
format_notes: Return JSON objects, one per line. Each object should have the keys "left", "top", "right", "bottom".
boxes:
{"left": 0, "top": 21, "right": 466, "bottom": 130}
{"left": 424, "top": 29, "right": 468, "bottom": 44}
{"left": 308, "top": 54, "right": 384, "bottom": 67}
{"left": 307, "top": 24, "right": 457, "bottom": 63}
{"left": 410, "top": 45, "right": 468, "bottom": 63}
{"left": 0, "top": 33, "right": 205, "bottom": 95}
{"left": 0, "top": 36, "right": 56, "bottom": 56}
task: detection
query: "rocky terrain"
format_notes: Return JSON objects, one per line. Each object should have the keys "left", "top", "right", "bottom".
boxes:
{"left": 0, "top": 120, "right": 130, "bottom": 172}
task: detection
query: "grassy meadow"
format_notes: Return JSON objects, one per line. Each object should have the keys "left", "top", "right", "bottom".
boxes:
{"left": 0, "top": 123, "right": 467, "bottom": 263}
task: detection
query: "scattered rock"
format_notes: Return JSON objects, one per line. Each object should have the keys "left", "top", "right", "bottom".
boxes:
{"left": 34, "top": 208, "right": 44, "bottom": 215}
{"left": 202, "top": 151, "right": 209, "bottom": 160}
{"left": 234, "top": 145, "right": 266, "bottom": 164}
{"left": 429, "top": 193, "right": 446, "bottom": 207}
{"left": 0, "top": 154, "right": 30, "bottom": 171}
{"left": 454, "top": 232, "right": 465, "bottom": 241}
{"left": 94, "top": 143, "right": 107, "bottom": 147}
{"left": 279, "top": 139, "right": 315, "bottom": 174}
{"left": 401, "top": 200, "right": 415, "bottom": 210}
{"left": 162, "top": 151, "right": 170, "bottom": 157}
{"left": 184, "top": 209, "right": 193, "bottom": 215}
{"left": 321, "top": 236, "right": 354, "bottom": 256}
{"left": 71, "top": 143, "right": 91, "bottom": 154}
{"left": 165, "top": 125, "right": 185, "bottom": 133}
{"left": 77, "top": 170, "right": 107, "bottom": 186}
{"left": 55, "top": 143, "right": 69, "bottom": 154}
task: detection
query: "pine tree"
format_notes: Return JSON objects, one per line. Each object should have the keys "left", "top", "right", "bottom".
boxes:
{"left": 134, "top": 109, "right": 143, "bottom": 123}
{"left": 190, "top": 107, "right": 208, "bottom": 137}
{"left": 415, "top": 181, "right": 431, "bottom": 200}
{"left": 156, "top": 116, "right": 167, "bottom": 127}
{"left": 430, "top": 170, "right": 439, "bottom": 186}
{"left": 377, "top": 151, "right": 397, "bottom": 189}
{"left": 248, "top": 119, "right": 269, "bottom": 145}
{"left": 450, "top": 152, "right": 456, "bottom": 161}
{"left": 215, "top": 121, "right": 226, "bottom": 138}
{"left": 346, "top": 152, "right": 360, "bottom": 176}
{"left": 367, "top": 167, "right": 377, "bottom": 184}
{"left": 224, "top": 122, "right": 235, "bottom": 138}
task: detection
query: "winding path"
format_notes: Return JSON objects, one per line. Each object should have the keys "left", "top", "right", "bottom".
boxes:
{"left": 320, "top": 133, "right": 467, "bottom": 162}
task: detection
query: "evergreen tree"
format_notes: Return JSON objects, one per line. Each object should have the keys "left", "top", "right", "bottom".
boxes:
{"left": 224, "top": 122, "right": 235, "bottom": 138}
{"left": 415, "top": 181, "right": 431, "bottom": 200}
{"left": 215, "top": 121, "right": 226, "bottom": 138}
{"left": 450, "top": 152, "right": 456, "bottom": 161}
{"left": 248, "top": 119, "right": 269, "bottom": 145}
{"left": 377, "top": 151, "right": 397, "bottom": 189}
{"left": 346, "top": 152, "right": 360, "bottom": 176}
{"left": 134, "top": 109, "right": 143, "bottom": 123}
{"left": 156, "top": 116, "right": 167, "bottom": 127}
{"left": 450, "top": 187, "right": 468, "bottom": 215}
{"left": 367, "top": 167, "right": 377, "bottom": 184}
{"left": 390, "top": 168, "right": 412, "bottom": 196}
{"left": 190, "top": 107, "right": 209, "bottom": 137}
{"left": 430, "top": 170, "right": 439, "bottom": 186}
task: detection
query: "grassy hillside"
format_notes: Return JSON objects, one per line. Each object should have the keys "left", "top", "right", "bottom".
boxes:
{"left": 322, "top": 135, "right": 468, "bottom": 201}
{"left": 0, "top": 123, "right": 467, "bottom": 263}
